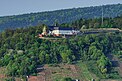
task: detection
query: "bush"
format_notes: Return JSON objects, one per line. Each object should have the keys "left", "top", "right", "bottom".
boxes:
{"left": 61, "top": 77, "right": 72, "bottom": 81}
{"left": 5, "top": 78, "right": 15, "bottom": 81}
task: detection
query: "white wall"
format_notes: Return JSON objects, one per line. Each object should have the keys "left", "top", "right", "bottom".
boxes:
{"left": 52, "top": 29, "right": 80, "bottom": 35}
{"left": 52, "top": 30, "right": 59, "bottom": 34}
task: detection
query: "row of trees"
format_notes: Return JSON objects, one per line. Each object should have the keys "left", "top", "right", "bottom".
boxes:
{"left": 60, "top": 16, "right": 122, "bottom": 30}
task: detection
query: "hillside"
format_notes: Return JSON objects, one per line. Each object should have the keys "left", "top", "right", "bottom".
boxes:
{"left": 61, "top": 15, "right": 122, "bottom": 29}
{"left": 0, "top": 25, "right": 122, "bottom": 80}
{"left": 0, "top": 4, "right": 122, "bottom": 31}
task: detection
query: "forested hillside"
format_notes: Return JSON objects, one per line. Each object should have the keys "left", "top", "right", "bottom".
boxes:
{"left": 0, "top": 25, "right": 122, "bottom": 80}
{"left": 0, "top": 4, "right": 122, "bottom": 31}
{"left": 61, "top": 15, "right": 122, "bottom": 29}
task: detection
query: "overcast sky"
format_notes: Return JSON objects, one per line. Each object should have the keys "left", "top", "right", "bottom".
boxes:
{"left": 0, "top": 0, "right": 122, "bottom": 16}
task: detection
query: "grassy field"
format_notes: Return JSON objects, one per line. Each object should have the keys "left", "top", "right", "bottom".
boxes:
{"left": 76, "top": 61, "right": 93, "bottom": 80}
{"left": 76, "top": 61, "right": 101, "bottom": 81}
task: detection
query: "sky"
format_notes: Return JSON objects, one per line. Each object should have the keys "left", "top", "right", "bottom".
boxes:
{"left": 0, "top": 0, "right": 122, "bottom": 17}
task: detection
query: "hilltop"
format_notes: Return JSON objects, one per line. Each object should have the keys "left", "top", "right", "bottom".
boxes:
{"left": 0, "top": 24, "right": 122, "bottom": 80}
{"left": 0, "top": 4, "right": 122, "bottom": 31}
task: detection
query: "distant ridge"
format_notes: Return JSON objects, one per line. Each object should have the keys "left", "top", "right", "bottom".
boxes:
{"left": 0, "top": 4, "right": 122, "bottom": 31}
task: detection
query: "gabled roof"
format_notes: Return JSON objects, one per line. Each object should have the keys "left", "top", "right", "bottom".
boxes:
{"left": 48, "top": 26, "right": 74, "bottom": 30}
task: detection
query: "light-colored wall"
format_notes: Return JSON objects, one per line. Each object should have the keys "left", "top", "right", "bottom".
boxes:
{"left": 59, "top": 30, "right": 73, "bottom": 35}
{"left": 52, "top": 30, "right": 59, "bottom": 34}
{"left": 52, "top": 29, "right": 80, "bottom": 35}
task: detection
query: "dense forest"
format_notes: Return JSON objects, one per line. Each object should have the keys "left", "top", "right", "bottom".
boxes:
{"left": 61, "top": 15, "right": 122, "bottom": 29}
{"left": 0, "top": 4, "right": 122, "bottom": 31}
{"left": 0, "top": 24, "right": 122, "bottom": 80}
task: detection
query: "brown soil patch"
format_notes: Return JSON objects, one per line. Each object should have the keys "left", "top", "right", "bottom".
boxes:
{"left": 0, "top": 74, "right": 6, "bottom": 78}
{"left": 28, "top": 76, "right": 38, "bottom": 81}
{"left": 28, "top": 64, "right": 82, "bottom": 81}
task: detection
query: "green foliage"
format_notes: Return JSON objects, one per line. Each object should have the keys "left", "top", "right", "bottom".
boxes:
{"left": 69, "top": 16, "right": 122, "bottom": 29}
{"left": 0, "top": 24, "right": 122, "bottom": 79}
{"left": 107, "top": 68, "right": 122, "bottom": 79}
{"left": 60, "top": 49, "right": 73, "bottom": 63}
{"left": 86, "top": 61, "right": 105, "bottom": 78}
{"left": 97, "top": 55, "right": 112, "bottom": 74}
{"left": 60, "top": 77, "right": 72, "bottom": 81}
{"left": 5, "top": 77, "right": 15, "bottom": 81}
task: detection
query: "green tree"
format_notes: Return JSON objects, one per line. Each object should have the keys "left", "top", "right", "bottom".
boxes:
{"left": 97, "top": 55, "right": 112, "bottom": 74}
{"left": 39, "top": 51, "right": 45, "bottom": 64}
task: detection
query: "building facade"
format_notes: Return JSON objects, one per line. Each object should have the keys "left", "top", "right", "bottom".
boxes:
{"left": 48, "top": 26, "right": 80, "bottom": 36}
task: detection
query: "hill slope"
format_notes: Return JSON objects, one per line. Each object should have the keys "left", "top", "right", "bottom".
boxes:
{"left": 0, "top": 25, "right": 122, "bottom": 80}
{"left": 0, "top": 4, "right": 122, "bottom": 31}
{"left": 64, "top": 15, "right": 122, "bottom": 29}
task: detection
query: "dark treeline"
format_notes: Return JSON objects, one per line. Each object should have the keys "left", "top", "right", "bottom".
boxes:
{"left": 0, "top": 25, "right": 122, "bottom": 79}
{"left": 61, "top": 15, "right": 122, "bottom": 29}
{"left": 0, "top": 4, "right": 122, "bottom": 31}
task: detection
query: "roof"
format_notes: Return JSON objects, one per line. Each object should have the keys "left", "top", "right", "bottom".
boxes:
{"left": 48, "top": 26, "right": 74, "bottom": 30}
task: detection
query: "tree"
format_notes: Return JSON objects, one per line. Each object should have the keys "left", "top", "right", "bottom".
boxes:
{"left": 39, "top": 51, "right": 45, "bottom": 64}
{"left": 97, "top": 55, "right": 112, "bottom": 74}
{"left": 60, "top": 49, "right": 73, "bottom": 63}
{"left": 88, "top": 46, "right": 103, "bottom": 60}
{"left": 45, "top": 54, "right": 50, "bottom": 64}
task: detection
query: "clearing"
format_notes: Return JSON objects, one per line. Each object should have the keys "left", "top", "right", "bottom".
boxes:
{"left": 28, "top": 62, "right": 99, "bottom": 81}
